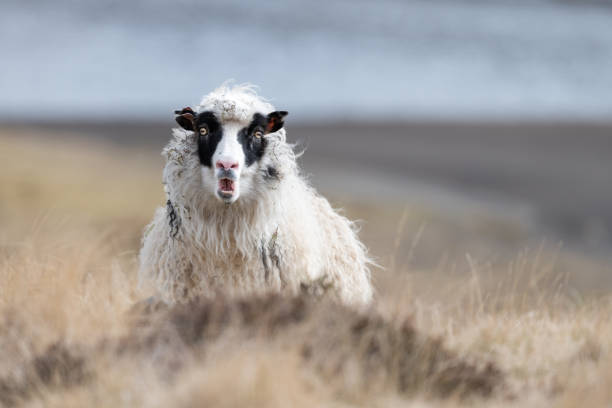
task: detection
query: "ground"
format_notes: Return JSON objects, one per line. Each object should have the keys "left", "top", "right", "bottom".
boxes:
{"left": 1, "top": 127, "right": 611, "bottom": 407}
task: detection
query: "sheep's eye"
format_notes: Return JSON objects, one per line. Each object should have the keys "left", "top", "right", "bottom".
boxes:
{"left": 254, "top": 130, "right": 263, "bottom": 139}
{"left": 199, "top": 127, "right": 208, "bottom": 136}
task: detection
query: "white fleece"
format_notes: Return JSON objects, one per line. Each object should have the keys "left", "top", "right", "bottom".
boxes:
{"left": 139, "top": 84, "right": 373, "bottom": 306}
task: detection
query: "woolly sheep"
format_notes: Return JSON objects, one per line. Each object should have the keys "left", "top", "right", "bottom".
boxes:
{"left": 139, "top": 84, "right": 373, "bottom": 306}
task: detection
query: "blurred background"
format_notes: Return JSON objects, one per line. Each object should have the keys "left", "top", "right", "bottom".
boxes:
{"left": 2, "top": 0, "right": 612, "bottom": 295}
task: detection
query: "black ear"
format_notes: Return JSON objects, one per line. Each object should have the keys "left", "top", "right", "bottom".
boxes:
{"left": 174, "top": 107, "right": 196, "bottom": 131}
{"left": 266, "top": 111, "right": 288, "bottom": 133}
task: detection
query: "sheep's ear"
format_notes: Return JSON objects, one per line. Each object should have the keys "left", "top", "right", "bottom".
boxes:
{"left": 174, "top": 107, "right": 196, "bottom": 131}
{"left": 266, "top": 111, "right": 288, "bottom": 133}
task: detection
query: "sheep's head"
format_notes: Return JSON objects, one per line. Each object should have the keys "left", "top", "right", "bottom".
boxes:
{"left": 175, "top": 107, "right": 288, "bottom": 204}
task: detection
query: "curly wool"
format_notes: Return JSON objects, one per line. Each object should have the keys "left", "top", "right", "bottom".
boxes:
{"left": 139, "top": 85, "right": 373, "bottom": 306}
{"left": 197, "top": 82, "right": 275, "bottom": 122}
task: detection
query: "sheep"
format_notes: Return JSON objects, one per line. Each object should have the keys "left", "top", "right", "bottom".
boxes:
{"left": 139, "top": 84, "right": 373, "bottom": 306}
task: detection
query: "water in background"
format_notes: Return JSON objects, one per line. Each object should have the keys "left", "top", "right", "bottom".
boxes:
{"left": 2, "top": 0, "right": 612, "bottom": 120}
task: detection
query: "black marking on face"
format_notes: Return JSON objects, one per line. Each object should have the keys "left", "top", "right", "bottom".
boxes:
{"left": 194, "top": 111, "right": 223, "bottom": 167}
{"left": 174, "top": 108, "right": 223, "bottom": 168}
{"left": 238, "top": 113, "right": 269, "bottom": 167}
{"left": 235, "top": 111, "right": 289, "bottom": 167}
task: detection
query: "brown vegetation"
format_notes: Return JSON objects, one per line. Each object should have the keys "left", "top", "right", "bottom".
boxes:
{"left": 1, "top": 129, "right": 612, "bottom": 407}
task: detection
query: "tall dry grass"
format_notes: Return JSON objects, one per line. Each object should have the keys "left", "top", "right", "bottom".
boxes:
{"left": 1, "top": 129, "right": 612, "bottom": 407}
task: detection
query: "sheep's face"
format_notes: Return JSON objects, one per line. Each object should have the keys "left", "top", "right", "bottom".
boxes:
{"left": 175, "top": 108, "right": 287, "bottom": 204}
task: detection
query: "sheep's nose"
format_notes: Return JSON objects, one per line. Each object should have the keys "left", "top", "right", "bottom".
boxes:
{"left": 216, "top": 159, "right": 239, "bottom": 170}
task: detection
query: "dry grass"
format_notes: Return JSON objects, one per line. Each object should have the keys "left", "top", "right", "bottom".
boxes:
{"left": 1, "top": 129, "right": 612, "bottom": 407}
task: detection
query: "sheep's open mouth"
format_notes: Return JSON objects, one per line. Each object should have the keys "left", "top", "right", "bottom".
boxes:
{"left": 218, "top": 178, "right": 235, "bottom": 195}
